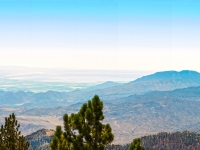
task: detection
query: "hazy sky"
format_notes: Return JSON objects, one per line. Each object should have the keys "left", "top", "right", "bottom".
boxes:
{"left": 0, "top": 0, "right": 200, "bottom": 71}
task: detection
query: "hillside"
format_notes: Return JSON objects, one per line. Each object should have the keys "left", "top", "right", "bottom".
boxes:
{"left": 103, "top": 86, "right": 200, "bottom": 143}
{"left": 141, "top": 130, "right": 200, "bottom": 150}
{"left": 26, "top": 129, "right": 200, "bottom": 150}
{"left": 59, "top": 70, "right": 200, "bottom": 102}
{"left": 25, "top": 129, "right": 54, "bottom": 150}
{"left": 106, "top": 131, "right": 200, "bottom": 150}
{"left": 96, "top": 70, "right": 200, "bottom": 99}
{"left": 2, "top": 86, "right": 200, "bottom": 144}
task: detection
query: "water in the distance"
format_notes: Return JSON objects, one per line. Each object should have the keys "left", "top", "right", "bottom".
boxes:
{"left": 0, "top": 66, "right": 155, "bottom": 92}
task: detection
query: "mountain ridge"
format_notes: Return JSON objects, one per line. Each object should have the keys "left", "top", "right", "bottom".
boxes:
{"left": 1, "top": 70, "right": 200, "bottom": 109}
{"left": 133, "top": 70, "right": 200, "bottom": 82}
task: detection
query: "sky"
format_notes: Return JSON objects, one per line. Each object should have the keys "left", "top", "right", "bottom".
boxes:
{"left": 0, "top": 0, "right": 200, "bottom": 71}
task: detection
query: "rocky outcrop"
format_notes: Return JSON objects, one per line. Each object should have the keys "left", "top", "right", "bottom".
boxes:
{"left": 25, "top": 128, "right": 54, "bottom": 150}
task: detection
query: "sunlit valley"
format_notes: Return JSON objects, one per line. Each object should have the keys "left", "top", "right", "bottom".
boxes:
{"left": 1, "top": 69, "right": 200, "bottom": 149}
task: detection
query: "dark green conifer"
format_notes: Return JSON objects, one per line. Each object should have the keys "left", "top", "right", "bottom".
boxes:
{"left": 50, "top": 95, "right": 114, "bottom": 150}
{"left": 129, "top": 138, "right": 145, "bottom": 150}
{"left": 0, "top": 113, "right": 30, "bottom": 150}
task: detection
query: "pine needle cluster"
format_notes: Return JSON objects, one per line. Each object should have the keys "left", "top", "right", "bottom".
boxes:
{"left": 0, "top": 113, "right": 30, "bottom": 150}
{"left": 50, "top": 95, "right": 114, "bottom": 150}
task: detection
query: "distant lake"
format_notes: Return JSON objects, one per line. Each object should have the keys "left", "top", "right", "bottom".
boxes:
{"left": 0, "top": 67, "right": 156, "bottom": 92}
{"left": 0, "top": 66, "right": 155, "bottom": 83}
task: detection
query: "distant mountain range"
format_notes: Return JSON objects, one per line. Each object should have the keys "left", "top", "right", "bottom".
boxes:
{"left": 135, "top": 70, "right": 200, "bottom": 82}
{"left": 1, "top": 70, "right": 200, "bottom": 108}
{"left": 1, "top": 70, "right": 200, "bottom": 145}
{"left": 94, "top": 70, "right": 200, "bottom": 99}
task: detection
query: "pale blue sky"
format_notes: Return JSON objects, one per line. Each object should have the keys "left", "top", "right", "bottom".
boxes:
{"left": 0, "top": 0, "right": 200, "bottom": 71}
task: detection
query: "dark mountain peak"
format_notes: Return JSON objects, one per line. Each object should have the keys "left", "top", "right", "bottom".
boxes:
{"left": 133, "top": 70, "right": 200, "bottom": 83}
{"left": 180, "top": 70, "right": 199, "bottom": 74}
{"left": 179, "top": 70, "right": 200, "bottom": 78}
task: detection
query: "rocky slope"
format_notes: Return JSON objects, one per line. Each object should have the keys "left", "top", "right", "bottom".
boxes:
{"left": 26, "top": 129, "right": 54, "bottom": 150}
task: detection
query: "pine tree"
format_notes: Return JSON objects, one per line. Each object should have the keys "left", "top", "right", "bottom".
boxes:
{"left": 0, "top": 113, "right": 30, "bottom": 150}
{"left": 50, "top": 95, "right": 114, "bottom": 150}
{"left": 129, "top": 138, "right": 145, "bottom": 150}
{"left": 50, "top": 125, "right": 72, "bottom": 150}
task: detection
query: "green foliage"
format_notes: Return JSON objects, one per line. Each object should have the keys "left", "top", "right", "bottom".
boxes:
{"left": 129, "top": 138, "right": 145, "bottom": 150}
{"left": 50, "top": 125, "right": 72, "bottom": 150}
{"left": 50, "top": 95, "right": 114, "bottom": 150}
{"left": 0, "top": 113, "right": 30, "bottom": 150}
